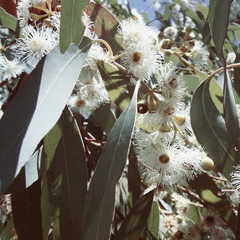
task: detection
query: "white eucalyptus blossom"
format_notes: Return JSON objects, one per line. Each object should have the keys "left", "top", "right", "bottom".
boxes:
{"left": 231, "top": 165, "right": 240, "bottom": 197}
{"left": 17, "top": 0, "right": 31, "bottom": 27}
{"left": 85, "top": 43, "right": 110, "bottom": 70}
{"left": 189, "top": 40, "right": 209, "bottom": 69}
{"left": 134, "top": 128, "right": 202, "bottom": 187}
{"left": 16, "top": 24, "right": 58, "bottom": 61}
{"left": 163, "top": 26, "right": 178, "bottom": 40}
{"left": 197, "top": 208, "right": 223, "bottom": 235}
{"left": 118, "top": 18, "right": 158, "bottom": 46}
{"left": 68, "top": 72, "right": 110, "bottom": 118}
{"left": 121, "top": 43, "right": 163, "bottom": 81}
{"left": 0, "top": 56, "right": 25, "bottom": 82}
{"left": 155, "top": 62, "right": 185, "bottom": 100}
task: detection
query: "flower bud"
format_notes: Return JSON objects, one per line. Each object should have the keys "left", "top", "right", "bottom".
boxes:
{"left": 137, "top": 99, "right": 148, "bottom": 114}
{"left": 179, "top": 44, "right": 188, "bottom": 53}
{"left": 174, "top": 115, "right": 186, "bottom": 126}
{"left": 159, "top": 123, "right": 171, "bottom": 132}
{"left": 158, "top": 32, "right": 164, "bottom": 42}
{"left": 55, "top": 5, "right": 61, "bottom": 12}
{"left": 147, "top": 93, "right": 158, "bottom": 113}
{"left": 161, "top": 39, "right": 170, "bottom": 49}
{"left": 188, "top": 40, "right": 195, "bottom": 50}
{"left": 201, "top": 156, "right": 215, "bottom": 171}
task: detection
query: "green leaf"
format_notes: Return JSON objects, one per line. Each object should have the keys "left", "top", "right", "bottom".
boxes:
{"left": 208, "top": 0, "right": 231, "bottom": 58}
{"left": 190, "top": 78, "right": 240, "bottom": 180}
{"left": 202, "top": 15, "right": 211, "bottom": 45}
{"left": 43, "top": 107, "right": 87, "bottom": 240}
{"left": 189, "top": 173, "right": 237, "bottom": 226}
{"left": 234, "top": 48, "right": 240, "bottom": 97}
{"left": 81, "top": 80, "right": 140, "bottom": 240}
{"left": 143, "top": 200, "right": 159, "bottom": 240}
{"left": 0, "top": 7, "right": 20, "bottom": 35}
{"left": 186, "top": 9, "right": 203, "bottom": 31}
{"left": 223, "top": 70, "right": 240, "bottom": 148}
{"left": 59, "top": 0, "right": 89, "bottom": 53}
{"left": 0, "top": 37, "right": 91, "bottom": 196}
{"left": 98, "top": 61, "right": 134, "bottom": 115}
{"left": 12, "top": 180, "right": 43, "bottom": 240}
{"left": 85, "top": 2, "right": 123, "bottom": 54}
{"left": 93, "top": 104, "right": 116, "bottom": 135}
{"left": 0, "top": 217, "right": 15, "bottom": 240}
{"left": 128, "top": 150, "right": 141, "bottom": 206}
{"left": 184, "top": 75, "right": 200, "bottom": 94}
{"left": 5, "top": 148, "right": 42, "bottom": 194}
{"left": 41, "top": 174, "right": 52, "bottom": 240}
{"left": 114, "top": 190, "right": 154, "bottom": 240}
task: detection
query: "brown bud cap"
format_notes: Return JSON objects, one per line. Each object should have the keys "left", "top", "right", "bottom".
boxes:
{"left": 186, "top": 26, "right": 192, "bottom": 35}
{"left": 147, "top": 93, "right": 158, "bottom": 113}
{"left": 164, "top": 50, "right": 172, "bottom": 56}
{"left": 174, "top": 115, "right": 186, "bottom": 126}
{"left": 161, "top": 39, "right": 170, "bottom": 49}
{"left": 179, "top": 44, "right": 188, "bottom": 53}
{"left": 55, "top": 5, "right": 61, "bottom": 12}
{"left": 158, "top": 32, "right": 164, "bottom": 42}
{"left": 188, "top": 40, "right": 195, "bottom": 49}
{"left": 201, "top": 156, "right": 215, "bottom": 171}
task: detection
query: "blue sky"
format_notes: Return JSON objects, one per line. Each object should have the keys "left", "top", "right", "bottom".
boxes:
{"left": 128, "top": 0, "right": 156, "bottom": 19}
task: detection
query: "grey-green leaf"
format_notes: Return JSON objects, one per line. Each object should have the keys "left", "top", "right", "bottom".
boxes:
{"left": 143, "top": 200, "right": 159, "bottom": 240}
{"left": 0, "top": 37, "right": 92, "bottom": 196}
{"left": 208, "top": 0, "right": 231, "bottom": 58}
{"left": 5, "top": 148, "right": 42, "bottom": 194}
{"left": 0, "top": 7, "right": 20, "bottom": 35}
{"left": 81, "top": 80, "right": 140, "bottom": 240}
{"left": 59, "top": 0, "right": 89, "bottom": 53}
{"left": 223, "top": 70, "right": 240, "bottom": 148}
{"left": 190, "top": 78, "right": 240, "bottom": 180}
{"left": 234, "top": 48, "right": 240, "bottom": 97}
{"left": 115, "top": 190, "right": 154, "bottom": 240}
{"left": 12, "top": 180, "right": 43, "bottom": 240}
{"left": 43, "top": 107, "right": 87, "bottom": 240}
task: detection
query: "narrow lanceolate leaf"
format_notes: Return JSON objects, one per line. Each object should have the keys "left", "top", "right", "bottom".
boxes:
{"left": 93, "top": 105, "right": 116, "bottom": 135}
{"left": 128, "top": 149, "right": 141, "bottom": 206}
{"left": 5, "top": 148, "right": 42, "bottom": 194}
{"left": 81, "top": 80, "right": 141, "bottom": 240}
{"left": 85, "top": 2, "right": 123, "bottom": 54}
{"left": 223, "top": 70, "right": 240, "bottom": 148}
{"left": 208, "top": 0, "right": 231, "bottom": 58}
{"left": 12, "top": 180, "right": 43, "bottom": 240}
{"left": 0, "top": 217, "right": 14, "bottom": 240}
{"left": 191, "top": 78, "right": 240, "bottom": 180}
{"left": 115, "top": 191, "right": 154, "bottom": 240}
{"left": 59, "top": 0, "right": 89, "bottom": 53}
{"left": 98, "top": 61, "right": 134, "bottom": 115}
{"left": 43, "top": 107, "right": 87, "bottom": 240}
{"left": 143, "top": 200, "right": 159, "bottom": 240}
{"left": 202, "top": 15, "right": 211, "bottom": 45}
{"left": 234, "top": 49, "right": 240, "bottom": 97}
{"left": 0, "top": 37, "right": 92, "bottom": 196}
{"left": 0, "top": 7, "right": 20, "bottom": 35}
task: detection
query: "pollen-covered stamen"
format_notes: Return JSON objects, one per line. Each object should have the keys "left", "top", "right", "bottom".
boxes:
{"left": 132, "top": 52, "right": 142, "bottom": 62}
{"left": 159, "top": 154, "right": 169, "bottom": 163}
{"left": 205, "top": 216, "right": 215, "bottom": 226}
{"left": 76, "top": 100, "right": 86, "bottom": 108}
